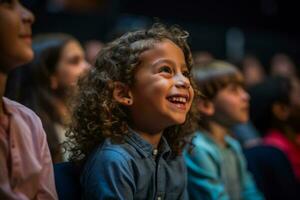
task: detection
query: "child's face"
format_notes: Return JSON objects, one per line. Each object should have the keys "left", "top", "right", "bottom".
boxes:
{"left": 213, "top": 83, "right": 249, "bottom": 127}
{"left": 0, "top": 0, "right": 34, "bottom": 70}
{"left": 129, "top": 39, "right": 194, "bottom": 133}
{"left": 51, "top": 40, "right": 89, "bottom": 92}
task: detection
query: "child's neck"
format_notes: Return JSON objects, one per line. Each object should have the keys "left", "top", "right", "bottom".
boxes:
{"left": 131, "top": 126, "right": 163, "bottom": 148}
{"left": 208, "top": 121, "right": 229, "bottom": 148}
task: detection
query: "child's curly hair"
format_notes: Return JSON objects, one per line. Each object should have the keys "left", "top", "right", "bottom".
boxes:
{"left": 65, "top": 23, "right": 198, "bottom": 162}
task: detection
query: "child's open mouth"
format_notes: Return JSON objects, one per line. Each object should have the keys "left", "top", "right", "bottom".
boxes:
{"left": 167, "top": 94, "right": 189, "bottom": 110}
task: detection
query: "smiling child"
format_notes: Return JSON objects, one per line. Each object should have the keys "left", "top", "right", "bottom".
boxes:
{"left": 66, "top": 23, "right": 196, "bottom": 199}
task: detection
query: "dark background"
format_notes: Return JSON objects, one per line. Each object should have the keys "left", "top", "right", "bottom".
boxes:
{"left": 24, "top": 0, "right": 299, "bottom": 69}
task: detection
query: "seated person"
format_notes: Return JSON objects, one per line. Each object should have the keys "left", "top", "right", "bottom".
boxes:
{"left": 0, "top": 1, "right": 57, "bottom": 199}
{"left": 184, "top": 60, "right": 263, "bottom": 200}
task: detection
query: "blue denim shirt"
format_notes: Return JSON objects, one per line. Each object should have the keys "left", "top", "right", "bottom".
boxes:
{"left": 184, "top": 131, "right": 264, "bottom": 200}
{"left": 81, "top": 130, "right": 188, "bottom": 200}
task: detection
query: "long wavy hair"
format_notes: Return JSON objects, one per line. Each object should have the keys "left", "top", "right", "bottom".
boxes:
{"left": 66, "top": 23, "right": 198, "bottom": 162}
{"left": 6, "top": 33, "right": 77, "bottom": 162}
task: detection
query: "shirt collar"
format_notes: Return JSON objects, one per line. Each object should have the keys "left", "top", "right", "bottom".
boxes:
{"left": 197, "top": 130, "right": 236, "bottom": 150}
{"left": 126, "top": 127, "right": 171, "bottom": 159}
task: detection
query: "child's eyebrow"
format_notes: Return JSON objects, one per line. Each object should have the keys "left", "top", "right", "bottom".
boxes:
{"left": 151, "top": 58, "right": 187, "bottom": 69}
{"left": 151, "top": 59, "right": 175, "bottom": 67}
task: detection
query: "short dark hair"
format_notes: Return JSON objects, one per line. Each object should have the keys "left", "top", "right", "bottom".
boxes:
{"left": 192, "top": 60, "right": 244, "bottom": 100}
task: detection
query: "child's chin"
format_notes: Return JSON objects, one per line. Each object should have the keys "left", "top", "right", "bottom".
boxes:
{"left": 237, "top": 118, "right": 249, "bottom": 124}
{"left": 171, "top": 117, "right": 187, "bottom": 125}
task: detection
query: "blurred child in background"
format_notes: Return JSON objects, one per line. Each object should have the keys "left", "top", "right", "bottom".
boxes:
{"left": 247, "top": 76, "right": 300, "bottom": 199}
{"left": 6, "top": 33, "right": 89, "bottom": 162}
{"left": 184, "top": 60, "right": 263, "bottom": 200}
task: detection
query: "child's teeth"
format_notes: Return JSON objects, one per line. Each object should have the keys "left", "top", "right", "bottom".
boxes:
{"left": 169, "top": 97, "right": 187, "bottom": 103}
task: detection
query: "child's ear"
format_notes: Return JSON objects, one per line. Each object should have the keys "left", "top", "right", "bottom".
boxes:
{"left": 113, "top": 82, "right": 133, "bottom": 106}
{"left": 272, "top": 102, "right": 290, "bottom": 121}
{"left": 196, "top": 98, "right": 215, "bottom": 116}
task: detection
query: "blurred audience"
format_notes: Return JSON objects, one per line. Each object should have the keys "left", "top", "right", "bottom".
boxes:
{"left": 232, "top": 121, "right": 262, "bottom": 148}
{"left": 270, "top": 53, "right": 296, "bottom": 78}
{"left": 84, "top": 39, "right": 105, "bottom": 65}
{"left": 184, "top": 60, "right": 263, "bottom": 200}
{"left": 193, "top": 51, "right": 214, "bottom": 66}
{"left": 241, "top": 55, "right": 266, "bottom": 88}
{"left": 247, "top": 76, "right": 300, "bottom": 199}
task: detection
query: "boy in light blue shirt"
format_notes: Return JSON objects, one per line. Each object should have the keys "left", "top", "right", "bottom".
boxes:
{"left": 184, "top": 60, "right": 264, "bottom": 200}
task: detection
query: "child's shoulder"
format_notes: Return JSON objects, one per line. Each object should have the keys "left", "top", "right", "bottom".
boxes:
{"left": 189, "top": 131, "right": 219, "bottom": 155}
{"left": 192, "top": 131, "right": 215, "bottom": 148}
{"left": 224, "top": 135, "right": 243, "bottom": 151}
{"left": 91, "top": 139, "right": 134, "bottom": 163}
{"left": 192, "top": 131, "right": 242, "bottom": 150}
{"left": 189, "top": 131, "right": 241, "bottom": 155}
{"left": 83, "top": 139, "right": 136, "bottom": 176}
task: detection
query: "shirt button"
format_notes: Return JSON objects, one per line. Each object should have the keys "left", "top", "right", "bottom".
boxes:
{"left": 153, "top": 149, "right": 158, "bottom": 156}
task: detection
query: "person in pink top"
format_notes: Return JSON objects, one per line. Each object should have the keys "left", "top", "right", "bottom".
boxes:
{"left": 264, "top": 129, "right": 300, "bottom": 179}
{"left": 0, "top": 0, "right": 58, "bottom": 199}
{"left": 249, "top": 76, "right": 300, "bottom": 181}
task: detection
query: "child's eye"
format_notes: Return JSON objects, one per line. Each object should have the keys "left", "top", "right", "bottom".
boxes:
{"left": 67, "top": 56, "right": 81, "bottom": 65}
{"left": 228, "top": 85, "right": 236, "bottom": 90}
{"left": 159, "top": 66, "right": 173, "bottom": 74}
{"left": 228, "top": 84, "right": 241, "bottom": 93}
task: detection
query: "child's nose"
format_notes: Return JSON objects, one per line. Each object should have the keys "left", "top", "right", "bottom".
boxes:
{"left": 241, "top": 88, "right": 250, "bottom": 101}
{"left": 175, "top": 75, "right": 190, "bottom": 89}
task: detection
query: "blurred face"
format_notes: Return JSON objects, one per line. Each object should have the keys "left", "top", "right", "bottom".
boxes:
{"left": 0, "top": 0, "right": 35, "bottom": 71}
{"left": 84, "top": 40, "right": 104, "bottom": 65}
{"left": 270, "top": 54, "right": 295, "bottom": 78}
{"left": 243, "top": 61, "right": 265, "bottom": 87}
{"left": 129, "top": 39, "right": 194, "bottom": 134}
{"left": 53, "top": 40, "right": 89, "bottom": 92}
{"left": 213, "top": 83, "right": 249, "bottom": 127}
